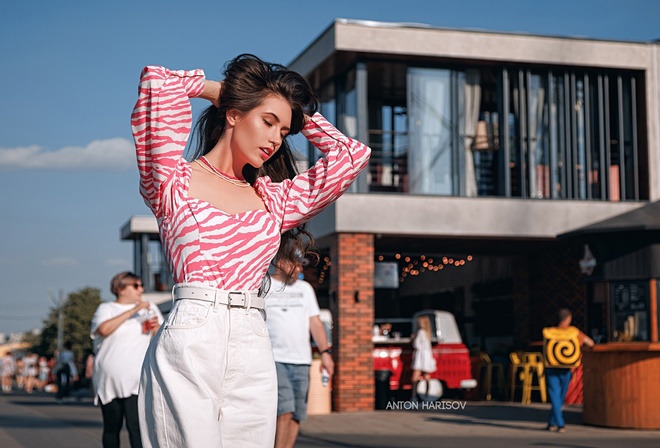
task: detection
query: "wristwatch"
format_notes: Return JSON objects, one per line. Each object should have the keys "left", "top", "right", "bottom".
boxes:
{"left": 320, "top": 348, "right": 333, "bottom": 355}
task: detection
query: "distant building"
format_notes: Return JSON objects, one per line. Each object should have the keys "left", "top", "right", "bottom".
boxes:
{"left": 120, "top": 216, "right": 173, "bottom": 311}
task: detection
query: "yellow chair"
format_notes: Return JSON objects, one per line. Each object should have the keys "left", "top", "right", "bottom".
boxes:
{"left": 520, "top": 352, "right": 547, "bottom": 404}
{"left": 479, "top": 353, "right": 506, "bottom": 401}
{"left": 509, "top": 352, "right": 525, "bottom": 401}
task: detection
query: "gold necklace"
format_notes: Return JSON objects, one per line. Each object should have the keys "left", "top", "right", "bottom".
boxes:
{"left": 195, "top": 157, "right": 251, "bottom": 188}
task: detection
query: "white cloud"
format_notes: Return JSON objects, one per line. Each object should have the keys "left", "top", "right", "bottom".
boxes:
{"left": 0, "top": 138, "right": 135, "bottom": 171}
{"left": 41, "top": 257, "right": 79, "bottom": 267}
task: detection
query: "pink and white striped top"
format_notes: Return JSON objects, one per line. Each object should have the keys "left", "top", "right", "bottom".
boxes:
{"left": 131, "top": 66, "right": 370, "bottom": 291}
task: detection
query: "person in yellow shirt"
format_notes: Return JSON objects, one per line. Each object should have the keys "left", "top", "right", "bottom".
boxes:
{"left": 545, "top": 308, "right": 594, "bottom": 433}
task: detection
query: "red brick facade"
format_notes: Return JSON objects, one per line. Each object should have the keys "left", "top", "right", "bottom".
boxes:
{"left": 329, "top": 233, "right": 375, "bottom": 412}
{"left": 512, "top": 245, "right": 586, "bottom": 345}
{"left": 323, "top": 234, "right": 585, "bottom": 411}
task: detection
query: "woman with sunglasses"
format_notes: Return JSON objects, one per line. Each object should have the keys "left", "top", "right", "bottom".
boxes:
{"left": 91, "top": 271, "right": 164, "bottom": 448}
{"left": 132, "top": 54, "right": 370, "bottom": 447}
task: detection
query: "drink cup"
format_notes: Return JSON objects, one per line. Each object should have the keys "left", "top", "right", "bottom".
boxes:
{"left": 142, "top": 315, "right": 155, "bottom": 334}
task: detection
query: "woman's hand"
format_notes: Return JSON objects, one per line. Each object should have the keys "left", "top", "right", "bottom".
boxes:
{"left": 201, "top": 80, "right": 223, "bottom": 107}
{"left": 133, "top": 301, "right": 151, "bottom": 312}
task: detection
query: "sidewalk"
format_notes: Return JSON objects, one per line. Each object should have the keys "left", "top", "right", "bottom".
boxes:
{"left": 297, "top": 400, "right": 660, "bottom": 448}
{"left": 1, "top": 392, "right": 658, "bottom": 447}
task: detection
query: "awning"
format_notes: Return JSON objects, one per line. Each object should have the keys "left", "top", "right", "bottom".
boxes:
{"left": 559, "top": 201, "right": 660, "bottom": 239}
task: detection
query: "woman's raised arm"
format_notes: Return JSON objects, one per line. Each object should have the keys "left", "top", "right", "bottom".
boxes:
{"left": 264, "top": 113, "right": 371, "bottom": 231}
{"left": 130, "top": 66, "right": 206, "bottom": 217}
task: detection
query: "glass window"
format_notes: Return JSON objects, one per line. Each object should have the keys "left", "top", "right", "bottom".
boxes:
{"left": 407, "top": 68, "right": 455, "bottom": 195}
{"left": 587, "top": 76, "right": 604, "bottom": 199}
{"left": 347, "top": 59, "right": 645, "bottom": 201}
{"left": 529, "top": 74, "right": 550, "bottom": 198}
{"left": 338, "top": 68, "right": 358, "bottom": 139}
{"left": 366, "top": 62, "right": 409, "bottom": 193}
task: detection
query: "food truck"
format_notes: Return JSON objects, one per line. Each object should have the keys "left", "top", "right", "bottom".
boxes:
{"left": 373, "top": 310, "right": 477, "bottom": 400}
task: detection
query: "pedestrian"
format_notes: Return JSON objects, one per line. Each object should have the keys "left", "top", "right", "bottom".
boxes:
{"left": 83, "top": 350, "right": 95, "bottom": 397}
{"left": 1, "top": 351, "right": 16, "bottom": 393}
{"left": 265, "top": 254, "right": 334, "bottom": 448}
{"left": 22, "top": 352, "right": 38, "bottom": 393}
{"left": 91, "top": 272, "right": 163, "bottom": 448}
{"left": 411, "top": 314, "right": 437, "bottom": 401}
{"left": 543, "top": 308, "right": 594, "bottom": 433}
{"left": 37, "top": 356, "right": 50, "bottom": 391}
{"left": 55, "top": 341, "right": 78, "bottom": 402}
{"left": 14, "top": 357, "right": 26, "bottom": 391}
{"left": 131, "top": 54, "right": 370, "bottom": 447}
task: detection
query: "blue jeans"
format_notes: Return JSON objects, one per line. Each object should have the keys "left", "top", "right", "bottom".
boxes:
{"left": 275, "top": 362, "right": 310, "bottom": 422}
{"left": 545, "top": 368, "right": 572, "bottom": 428}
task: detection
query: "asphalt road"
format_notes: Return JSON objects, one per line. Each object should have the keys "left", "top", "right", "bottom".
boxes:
{"left": 1, "top": 391, "right": 659, "bottom": 447}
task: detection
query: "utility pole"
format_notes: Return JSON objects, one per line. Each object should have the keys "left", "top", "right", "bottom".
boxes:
{"left": 48, "top": 289, "right": 65, "bottom": 351}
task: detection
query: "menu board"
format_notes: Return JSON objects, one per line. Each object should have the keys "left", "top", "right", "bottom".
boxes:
{"left": 612, "top": 281, "right": 648, "bottom": 313}
{"left": 610, "top": 281, "right": 649, "bottom": 341}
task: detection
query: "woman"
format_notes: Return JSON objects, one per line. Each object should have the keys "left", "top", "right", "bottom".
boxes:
{"left": 91, "top": 272, "right": 163, "bottom": 448}
{"left": 411, "top": 315, "right": 437, "bottom": 401}
{"left": 131, "top": 54, "right": 370, "bottom": 447}
{"left": 1, "top": 351, "right": 16, "bottom": 393}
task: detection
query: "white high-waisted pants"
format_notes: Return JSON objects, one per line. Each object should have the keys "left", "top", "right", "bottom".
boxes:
{"left": 138, "top": 293, "right": 276, "bottom": 447}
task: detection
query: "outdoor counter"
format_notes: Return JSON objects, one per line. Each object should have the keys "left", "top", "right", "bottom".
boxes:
{"left": 373, "top": 337, "right": 411, "bottom": 344}
{"left": 582, "top": 342, "right": 660, "bottom": 429}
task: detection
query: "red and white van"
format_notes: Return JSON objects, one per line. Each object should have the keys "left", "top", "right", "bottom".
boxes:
{"left": 372, "top": 310, "right": 477, "bottom": 400}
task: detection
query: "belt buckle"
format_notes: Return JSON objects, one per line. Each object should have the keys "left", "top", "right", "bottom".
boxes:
{"left": 227, "top": 291, "right": 246, "bottom": 308}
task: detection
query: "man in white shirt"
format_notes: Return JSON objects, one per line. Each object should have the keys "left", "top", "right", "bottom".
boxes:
{"left": 265, "top": 257, "right": 334, "bottom": 448}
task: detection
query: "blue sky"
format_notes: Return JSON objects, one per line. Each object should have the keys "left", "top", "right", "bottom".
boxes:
{"left": 1, "top": 0, "right": 658, "bottom": 334}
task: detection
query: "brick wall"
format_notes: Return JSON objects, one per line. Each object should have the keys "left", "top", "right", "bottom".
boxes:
{"left": 512, "top": 256, "right": 531, "bottom": 346}
{"left": 329, "top": 233, "right": 375, "bottom": 412}
{"left": 529, "top": 244, "right": 586, "bottom": 338}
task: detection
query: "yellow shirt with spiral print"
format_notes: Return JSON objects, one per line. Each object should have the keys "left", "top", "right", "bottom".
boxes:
{"left": 542, "top": 326, "right": 583, "bottom": 368}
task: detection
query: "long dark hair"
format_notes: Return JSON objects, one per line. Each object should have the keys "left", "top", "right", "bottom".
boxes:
{"left": 190, "top": 54, "right": 319, "bottom": 271}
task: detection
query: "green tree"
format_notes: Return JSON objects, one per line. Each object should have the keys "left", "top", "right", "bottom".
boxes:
{"left": 32, "top": 287, "right": 103, "bottom": 361}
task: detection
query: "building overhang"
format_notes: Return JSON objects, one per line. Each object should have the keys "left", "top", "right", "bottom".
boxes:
{"left": 120, "top": 215, "right": 160, "bottom": 241}
{"left": 307, "top": 194, "right": 644, "bottom": 243}
{"left": 560, "top": 200, "right": 660, "bottom": 237}
{"left": 289, "top": 18, "right": 656, "bottom": 78}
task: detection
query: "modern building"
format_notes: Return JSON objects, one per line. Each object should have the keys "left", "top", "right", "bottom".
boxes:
{"left": 122, "top": 19, "right": 660, "bottom": 414}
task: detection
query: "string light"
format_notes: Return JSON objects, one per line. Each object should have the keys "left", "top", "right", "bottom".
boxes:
{"left": 313, "top": 253, "right": 474, "bottom": 285}
{"left": 377, "top": 253, "right": 474, "bottom": 283}
{"left": 317, "top": 256, "right": 332, "bottom": 284}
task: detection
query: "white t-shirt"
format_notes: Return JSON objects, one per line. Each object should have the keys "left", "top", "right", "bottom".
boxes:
{"left": 90, "top": 301, "right": 163, "bottom": 405}
{"left": 265, "top": 277, "right": 320, "bottom": 365}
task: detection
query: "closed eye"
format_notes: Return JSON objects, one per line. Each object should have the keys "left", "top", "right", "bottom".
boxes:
{"left": 264, "top": 119, "right": 288, "bottom": 140}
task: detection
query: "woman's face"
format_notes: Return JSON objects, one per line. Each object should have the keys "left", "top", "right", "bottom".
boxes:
{"left": 228, "top": 94, "right": 292, "bottom": 169}
{"left": 119, "top": 279, "right": 143, "bottom": 301}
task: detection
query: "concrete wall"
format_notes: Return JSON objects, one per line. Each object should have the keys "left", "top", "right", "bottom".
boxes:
{"left": 308, "top": 194, "right": 643, "bottom": 240}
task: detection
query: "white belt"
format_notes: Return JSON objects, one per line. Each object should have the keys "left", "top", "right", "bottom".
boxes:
{"left": 173, "top": 284, "right": 265, "bottom": 310}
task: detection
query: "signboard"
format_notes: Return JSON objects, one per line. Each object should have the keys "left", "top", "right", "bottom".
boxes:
{"left": 612, "top": 281, "right": 648, "bottom": 313}
{"left": 610, "top": 281, "right": 649, "bottom": 341}
{"left": 374, "top": 262, "right": 399, "bottom": 289}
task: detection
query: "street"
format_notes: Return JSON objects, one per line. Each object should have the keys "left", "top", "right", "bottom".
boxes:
{"left": 1, "top": 391, "right": 658, "bottom": 447}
